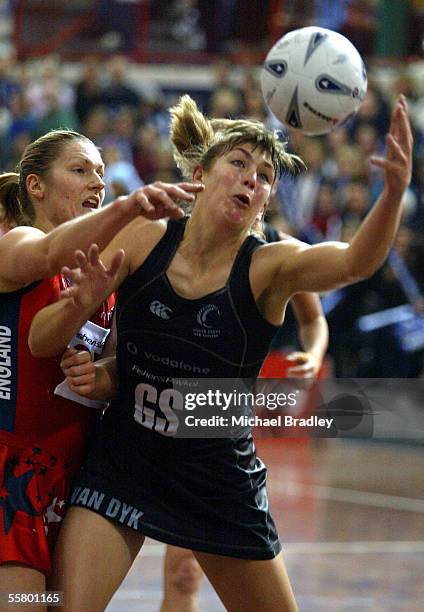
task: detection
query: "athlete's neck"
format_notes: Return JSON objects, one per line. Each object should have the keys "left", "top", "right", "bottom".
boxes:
{"left": 183, "top": 212, "right": 248, "bottom": 262}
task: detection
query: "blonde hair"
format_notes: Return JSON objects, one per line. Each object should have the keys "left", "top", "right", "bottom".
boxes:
{"left": 170, "top": 95, "right": 304, "bottom": 182}
{"left": 0, "top": 129, "right": 94, "bottom": 227}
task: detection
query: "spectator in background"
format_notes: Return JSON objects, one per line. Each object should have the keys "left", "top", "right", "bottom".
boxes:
{"left": 353, "top": 122, "right": 385, "bottom": 198}
{"left": 321, "top": 126, "right": 350, "bottom": 180}
{"left": 333, "top": 143, "right": 367, "bottom": 191}
{"left": 152, "top": 145, "right": 180, "bottom": 183}
{"left": 171, "top": 0, "right": 205, "bottom": 51}
{"left": 207, "top": 88, "right": 243, "bottom": 119}
{"left": 133, "top": 124, "right": 162, "bottom": 184}
{"left": 74, "top": 57, "right": 104, "bottom": 123}
{"left": 206, "top": 59, "right": 243, "bottom": 117}
{"left": 32, "top": 89, "right": 80, "bottom": 139}
{"left": 349, "top": 82, "right": 391, "bottom": 142}
{"left": 24, "top": 56, "right": 75, "bottom": 121}
{"left": 97, "top": 55, "right": 140, "bottom": 114}
{"left": 243, "top": 88, "right": 268, "bottom": 122}
{"left": 341, "top": 179, "right": 371, "bottom": 226}
{"left": 0, "top": 50, "right": 20, "bottom": 163}
{"left": 81, "top": 106, "right": 110, "bottom": 150}
{"left": 0, "top": 49, "right": 20, "bottom": 110}
{"left": 2, "top": 131, "right": 32, "bottom": 173}
{"left": 0, "top": 91, "right": 35, "bottom": 168}
{"left": 5, "top": 92, "right": 36, "bottom": 143}
{"left": 309, "top": 181, "right": 342, "bottom": 241}
{"left": 146, "top": 97, "right": 173, "bottom": 146}
{"left": 102, "top": 107, "right": 137, "bottom": 163}
{"left": 291, "top": 138, "right": 325, "bottom": 226}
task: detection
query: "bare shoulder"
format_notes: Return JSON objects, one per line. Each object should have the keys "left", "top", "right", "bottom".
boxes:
{"left": 253, "top": 238, "right": 305, "bottom": 269}
{"left": 250, "top": 239, "right": 298, "bottom": 287}
{"left": 251, "top": 237, "right": 311, "bottom": 297}
{"left": 0, "top": 226, "right": 44, "bottom": 250}
{"left": 0, "top": 226, "right": 46, "bottom": 291}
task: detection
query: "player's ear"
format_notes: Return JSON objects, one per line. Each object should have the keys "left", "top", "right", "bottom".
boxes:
{"left": 192, "top": 166, "right": 203, "bottom": 183}
{"left": 26, "top": 174, "right": 46, "bottom": 201}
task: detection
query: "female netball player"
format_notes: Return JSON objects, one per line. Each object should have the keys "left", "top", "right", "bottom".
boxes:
{"left": 0, "top": 128, "right": 201, "bottom": 604}
{"left": 29, "top": 193, "right": 328, "bottom": 612}
{"left": 30, "top": 94, "right": 411, "bottom": 611}
{"left": 31, "top": 240, "right": 328, "bottom": 612}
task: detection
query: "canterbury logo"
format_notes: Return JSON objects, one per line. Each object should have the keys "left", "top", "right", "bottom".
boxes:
{"left": 150, "top": 300, "right": 173, "bottom": 320}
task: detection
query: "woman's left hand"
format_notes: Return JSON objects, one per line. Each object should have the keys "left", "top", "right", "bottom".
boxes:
{"left": 370, "top": 95, "right": 413, "bottom": 198}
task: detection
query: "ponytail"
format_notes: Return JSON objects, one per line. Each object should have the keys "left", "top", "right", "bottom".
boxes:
{"left": 170, "top": 95, "right": 215, "bottom": 179}
{"left": 0, "top": 173, "right": 35, "bottom": 227}
{"left": 169, "top": 95, "right": 304, "bottom": 181}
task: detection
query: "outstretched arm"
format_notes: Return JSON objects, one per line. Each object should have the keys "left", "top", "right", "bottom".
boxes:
{"left": 277, "top": 96, "right": 413, "bottom": 296}
{"left": 287, "top": 292, "right": 328, "bottom": 377}
{"left": 0, "top": 181, "right": 203, "bottom": 287}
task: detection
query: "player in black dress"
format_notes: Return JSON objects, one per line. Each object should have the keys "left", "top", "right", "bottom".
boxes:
{"left": 31, "top": 94, "right": 412, "bottom": 611}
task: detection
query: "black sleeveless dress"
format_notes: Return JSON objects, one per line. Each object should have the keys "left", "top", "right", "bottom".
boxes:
{"left": 71, "top": 218, "right": 283, "bottom": 560}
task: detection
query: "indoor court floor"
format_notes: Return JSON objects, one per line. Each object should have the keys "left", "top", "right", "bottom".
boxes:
{"left": 107, "top": 439, "right": 424, "bottom": 611}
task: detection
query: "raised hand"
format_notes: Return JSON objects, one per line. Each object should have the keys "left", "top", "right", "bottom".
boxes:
{"left": 370, "top": 95, "right": 413, "bottom": 198}
{"left": 60, "top": 243, "right": 124, "bottom": 309}
{"left": 124, "top": 181, "right": 204, "bottom": 220}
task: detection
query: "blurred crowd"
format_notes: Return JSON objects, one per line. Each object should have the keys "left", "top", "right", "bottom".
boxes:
{"left": 1, "top": 48, "right": 424, "bottom": 377}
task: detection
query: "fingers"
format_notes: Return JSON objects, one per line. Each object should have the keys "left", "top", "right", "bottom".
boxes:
{"left": 130, "top": 181, "right": 205, "bottom": 220}
{"left": 67, "top": 380, "right": 96, "bottom": 396}
{"left": 62, "top": 347, "right": 78, "bottom": 360}
{"left": 144, "top": 184, "right": 185, "bottom": 211}
{"left": 133, "top": 191, "right": 155, "bottom": 214}
{"left": 176, "top": 182, "right": 205, "bottom": 193}
{"left": 371, "top": 134, "right": 406, "bottom": 165}
{"left": 72, "top": 244, "right": 101, "bottom": 273}
{"left": 87, "top": 243, "right": 100, "bottom": 267}
{"left": 65, "top": 244, "right": 123, "bottom": 281}
{"left": 390, "top": 95, "right": 413, "bottom": 153}
{"left": 60, "top": 349, "right": 92, "bottom": 374}
{"left": 60, "top": 349, "right": 96, "bottom": 395}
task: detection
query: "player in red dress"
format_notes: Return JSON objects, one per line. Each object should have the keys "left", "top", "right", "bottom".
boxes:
{"left": 0, "top": 128, "right": 202, "bottom": 601}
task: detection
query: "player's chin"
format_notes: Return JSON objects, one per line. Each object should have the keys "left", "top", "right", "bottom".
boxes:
{"left": 224, "top": 205, "right": 255, "bottom": 228}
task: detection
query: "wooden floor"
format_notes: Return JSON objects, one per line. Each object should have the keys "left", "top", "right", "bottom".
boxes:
{"left": 106, "top": 439, "right": 424, "bottom": 611}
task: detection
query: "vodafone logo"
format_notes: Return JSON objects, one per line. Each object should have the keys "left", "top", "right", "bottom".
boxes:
{"left": 150, "top": 300, "right": 173, "bottom": 320}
